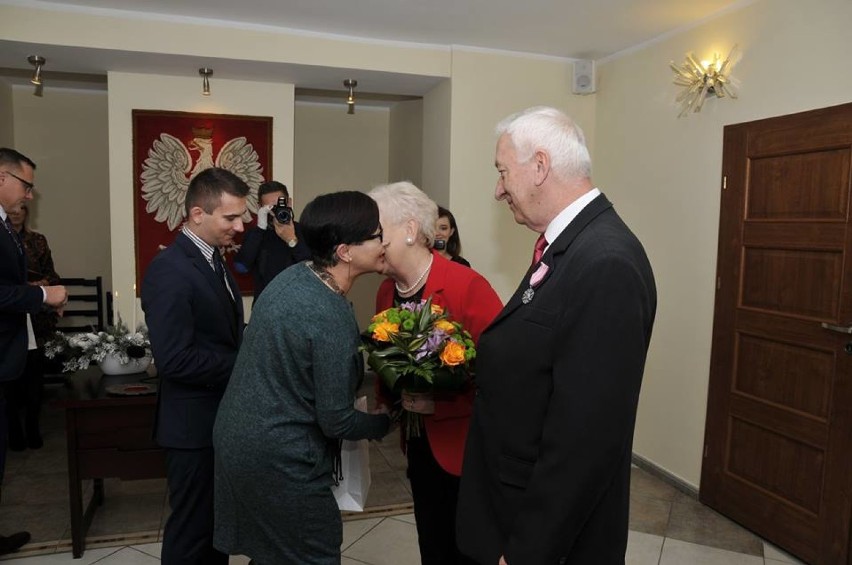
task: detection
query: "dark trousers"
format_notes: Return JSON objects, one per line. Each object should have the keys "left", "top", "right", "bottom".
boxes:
{"left": 162, "top": 447, "right": 228, "bottom": 565}
{"left": 0, "top": 386, "right": 6, "bottom": 488}
{"left": 5, "top": 349, "right": 43, "bottom": 446}
{"left": 407, "top": 435, "right": 477, "bottom": 565}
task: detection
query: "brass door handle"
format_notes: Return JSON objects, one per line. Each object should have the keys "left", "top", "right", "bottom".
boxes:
{"left": 821, "top": 322, "right": 852, "bottom": 334}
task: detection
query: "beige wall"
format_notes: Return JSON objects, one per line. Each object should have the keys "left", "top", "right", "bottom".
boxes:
{"left": 388, "top": 100, "right": 423, "bottom": 187}
{"left": 0, "top": 81, "right": 12, "bottom": 148}
{"left": 421, "top": 79, "right": 452, "bottom": 207}
{"left": 446, "top": 49, "right": 596, "bottom": 293}
{"left": 107, "top": 72, "right": 295, "bottom": 326}
{"left": 293, "top": 102, "right": 391, "bottom": 328}
{"left": 11, "top": 87, "right": 110, "bottom": 286}
{"left": 595, "top": 0, "right": 852, "bottom": 487}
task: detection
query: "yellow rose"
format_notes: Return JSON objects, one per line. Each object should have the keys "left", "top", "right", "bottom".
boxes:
{"left": 372, "top": 309, "right": 391, "bottom": 323}
{"left": 431, "top": 304, "right": 444, "bottom": 315}
{"left": 439, "top": 341, "right": 466, "bottom": 366}
{"left": 372, "top": 322, "right": 399, "bottom": 342}
{"left": 434, "top": 319, "right": 456, "bottom": 334}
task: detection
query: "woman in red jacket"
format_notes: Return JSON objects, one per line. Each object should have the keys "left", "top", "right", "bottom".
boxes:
{"left": 369, "top": 182, "right": 502, "bottom": 565}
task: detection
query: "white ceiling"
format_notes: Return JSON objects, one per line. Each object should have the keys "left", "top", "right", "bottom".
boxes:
{"left": 0, "top": 0, "right": 750, "bottom": 94}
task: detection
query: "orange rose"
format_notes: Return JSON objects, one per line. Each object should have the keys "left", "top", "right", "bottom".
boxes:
{"left": 430, "top": 304, "right": 444, "bottom": 315}
{"left": 434, "top": 319, "right": 456, "bottom": 334}
{"left": 372, "top": 322, "right": 399, "bottom": 342}
{"left": 439, "top": 341, "right": 466, "bottom": 366}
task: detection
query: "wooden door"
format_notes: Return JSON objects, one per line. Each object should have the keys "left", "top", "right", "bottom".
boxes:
{"left": 702, "top": 102, "right": 852, "bottom": 565}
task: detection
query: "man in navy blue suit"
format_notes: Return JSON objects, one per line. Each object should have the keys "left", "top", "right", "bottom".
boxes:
{"left": 142, "top": 167, "right": 247, "bottom": 565}
{"left": 0, "top": 148, "right": 68, "bottom": 555}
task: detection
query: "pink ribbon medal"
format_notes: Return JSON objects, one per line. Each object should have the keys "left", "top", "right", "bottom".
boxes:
{"left": 522, "top": 262, "right": 550, "bottom": 304}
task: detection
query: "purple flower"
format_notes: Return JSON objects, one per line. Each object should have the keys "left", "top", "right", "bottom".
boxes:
{"left": 415, "top": 329, "right": 447, "bottom": 360}
{"left": 400, "top": 301, "right": 421, "bottom": 312}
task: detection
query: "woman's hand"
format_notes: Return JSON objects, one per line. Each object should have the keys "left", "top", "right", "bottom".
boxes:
{"left": 401, "top": 391, "right": 435, "bottom": 414}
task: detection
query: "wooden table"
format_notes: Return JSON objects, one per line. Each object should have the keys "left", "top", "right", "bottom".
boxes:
{"left": 53, "top": 367, "right": 166, "bottom": 558}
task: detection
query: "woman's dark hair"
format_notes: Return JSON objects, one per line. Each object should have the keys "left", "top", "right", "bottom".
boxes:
{"left": 300, "top": 191, "right": 380, "bottom": 268}
{"left": 438, "top": 206, "right": 463, "bottom": 258}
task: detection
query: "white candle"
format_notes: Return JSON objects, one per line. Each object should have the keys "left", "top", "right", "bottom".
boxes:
{"left": 132, "top": 284, "right": 137, "bottom": 331}
{"left": 113, "top": 290, "right": 119, "bottom": 328}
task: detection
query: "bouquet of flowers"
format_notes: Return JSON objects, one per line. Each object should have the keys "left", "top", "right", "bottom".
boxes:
{"left": 44, "top": 320, "right": 151, "bottom": 373}
{"left": 361, "top": 298, "right": 476, "bottom": 437}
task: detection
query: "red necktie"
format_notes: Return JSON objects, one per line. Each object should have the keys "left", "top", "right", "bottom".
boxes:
{"left": 531, "top": 234, "right": 547, "bottom": 266}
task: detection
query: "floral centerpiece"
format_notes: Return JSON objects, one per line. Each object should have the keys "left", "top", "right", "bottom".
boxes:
{"left": 44, "top": 319, "right": 152, "bottom": 374}
{"left": 361, "top": 298, "right": 476, "bottom": 437}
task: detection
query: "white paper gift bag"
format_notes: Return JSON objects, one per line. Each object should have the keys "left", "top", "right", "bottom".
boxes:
{"left": 332, "top": 396, "right": 371, "bottom": 511}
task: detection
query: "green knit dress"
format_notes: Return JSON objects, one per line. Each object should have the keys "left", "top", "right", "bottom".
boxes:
{"left": 213, "top": 262, "right": 389, "bottom": 564}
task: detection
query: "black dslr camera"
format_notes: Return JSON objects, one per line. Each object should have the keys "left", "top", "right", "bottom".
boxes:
{"left": 271, "top": 196, "right": 293, "bottom": 225}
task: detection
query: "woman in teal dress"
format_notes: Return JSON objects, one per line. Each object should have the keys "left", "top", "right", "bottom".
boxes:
{"left": 213, "top": 191, "right": 391, "bottom": 565}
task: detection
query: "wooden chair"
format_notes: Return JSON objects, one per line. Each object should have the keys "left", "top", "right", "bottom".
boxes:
{"left": 56, "top": 277, "right": 105, "bottom": 333}
{"left": 44, "top": 277, "right": 105, "bottom": 385}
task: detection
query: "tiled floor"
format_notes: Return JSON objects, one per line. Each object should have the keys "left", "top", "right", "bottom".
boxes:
{"left": 0, "top": 384, "right": 809, "bottom": 564}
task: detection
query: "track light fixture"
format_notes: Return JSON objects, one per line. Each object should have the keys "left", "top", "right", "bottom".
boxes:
{"left": 344, "top": 79, "right": 357, "bottom": 115}
{"left": 199, "top": 68, "right": 213, "bottom": 96}
{"left": 28, "top": 55, "right": 45, "bottom": 96}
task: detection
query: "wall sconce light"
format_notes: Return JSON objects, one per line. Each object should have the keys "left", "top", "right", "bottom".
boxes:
{"left": 670, "top": 45, "right": 739, "bottom": 117}
{"left": 344, "top": 79, "right": 357, "bottom": 114}
{"left": 199, "top": 68, "right": 213, "bottom": 96}
{"left": 28, "top": 55, "right": 46, "bottom": 97}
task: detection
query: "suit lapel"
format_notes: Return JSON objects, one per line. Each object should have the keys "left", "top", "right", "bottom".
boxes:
{"left": 486, "top": 194, "right": 614, "bottom": 328}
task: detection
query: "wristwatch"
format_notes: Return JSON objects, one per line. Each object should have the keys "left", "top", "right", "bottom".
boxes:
{"left": 287, "top": 238, "right": 298, "bottom": 248}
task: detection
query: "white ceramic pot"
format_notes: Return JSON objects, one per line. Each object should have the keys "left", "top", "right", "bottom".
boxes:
{"left": 97, "top": 354, "right": 152, "bottom": 376}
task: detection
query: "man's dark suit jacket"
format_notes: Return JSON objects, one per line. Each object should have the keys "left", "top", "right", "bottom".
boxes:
{"left": 233, "top": 222, "right": 311, "bottom": 302}
{"left": 0, "top": 219, "right": 42, "bottom": 383}
{"left": 457, "top": 194, "right": 657, "bottom": 565}
{"left": 141, "top": 232, "right": 244, "bottom": 449}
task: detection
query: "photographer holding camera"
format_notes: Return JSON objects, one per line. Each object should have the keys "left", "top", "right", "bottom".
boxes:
{"left": 234, "top": 181, "right": 311, "bottom": 302}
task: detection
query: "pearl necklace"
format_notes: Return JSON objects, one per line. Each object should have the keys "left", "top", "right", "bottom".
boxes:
{"left": 307, "top": 261, "right": 344, "bottom": 295}
{"left": 395, "top": 255, "right": 434, "bottom": 295}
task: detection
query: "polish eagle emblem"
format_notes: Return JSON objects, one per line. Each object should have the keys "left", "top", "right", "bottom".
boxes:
{"left": 140, "top": 127, "right": 262, "bottom": 231}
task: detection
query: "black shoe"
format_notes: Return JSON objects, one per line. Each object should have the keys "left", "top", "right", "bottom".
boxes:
{"left": 0, "top": 531, "right": 31, "bottom": 555}
{"left": 8, "top": 436, "right": 26, "bottom": 452}
{"left": 27, "top": 433, "right": 43, "bottom": 450}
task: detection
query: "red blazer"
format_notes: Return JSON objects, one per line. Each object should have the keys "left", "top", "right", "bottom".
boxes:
{"left": 375, "top": 251, "right": 502, "bottom": 476}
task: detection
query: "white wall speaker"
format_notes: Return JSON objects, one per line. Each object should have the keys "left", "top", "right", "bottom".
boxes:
{"left": 572, "top": 60, "right": 596, "bottom": 94}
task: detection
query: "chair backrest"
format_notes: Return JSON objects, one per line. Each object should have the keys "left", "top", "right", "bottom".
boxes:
{"left": 56, "top": 277, "right": 104, "bottom": 333}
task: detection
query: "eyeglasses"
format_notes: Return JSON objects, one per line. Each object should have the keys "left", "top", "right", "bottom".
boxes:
{"left": 2, "top": 171, "right": 34, "bottom": 194}
{"left": 362, "top": 228, "right": 383, "bottom": 243}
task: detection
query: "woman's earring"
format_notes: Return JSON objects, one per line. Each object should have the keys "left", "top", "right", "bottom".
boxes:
{"left": 405, "top": 236, "right": 414, "bottom": 246}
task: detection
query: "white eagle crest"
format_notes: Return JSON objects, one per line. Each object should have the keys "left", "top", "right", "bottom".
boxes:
{"left": 140, "top": 132, "right": 263, "bottom": 230}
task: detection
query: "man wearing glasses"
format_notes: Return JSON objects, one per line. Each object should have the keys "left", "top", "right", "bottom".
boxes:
{"left": 0, "top": 148, "right": 68, "bottom": 555}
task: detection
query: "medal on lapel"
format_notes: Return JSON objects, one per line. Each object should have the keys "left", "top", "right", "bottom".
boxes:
{"left": 522, "top": 262, "right": 550, "bottom": 304}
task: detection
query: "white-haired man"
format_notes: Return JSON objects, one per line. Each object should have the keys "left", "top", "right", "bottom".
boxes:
{"left": 457, "top": 107, "right": 657, "bottom": 565}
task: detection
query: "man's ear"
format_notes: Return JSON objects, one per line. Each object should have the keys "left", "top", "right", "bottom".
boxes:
{"left": 188, "top": 206, "right": 205, "bottom": 225}
{"left": 533, "top": 149, "right": 551, "bottom": 186}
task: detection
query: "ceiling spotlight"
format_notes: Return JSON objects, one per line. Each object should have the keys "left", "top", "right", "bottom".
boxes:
{"left": 344, "top": 79, "right": 357, "bottom": 115}
{"left": 28, "top": 55, "right": 46, "bottom": 89}
{"left": 199, "top": 68, "right": 213, "bottom": 96}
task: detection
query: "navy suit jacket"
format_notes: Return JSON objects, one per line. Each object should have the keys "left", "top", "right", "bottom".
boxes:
{"left": 141, "top": 232, "right": 244, "bottom": 449}
{"left": 457, "top": 194, "right": 657, "bottom": 565}
{"left": 0, "top": 218, "right": 42, "bottom": 382}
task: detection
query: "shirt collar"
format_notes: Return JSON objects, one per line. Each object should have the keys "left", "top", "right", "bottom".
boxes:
{"left": 542, "top": 188, "right": 601, "bottom": 252}
{"left": 182, "top": 225, "right": 216, "bottom": 265}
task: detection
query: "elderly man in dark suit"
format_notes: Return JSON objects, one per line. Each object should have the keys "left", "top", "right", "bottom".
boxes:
{"left": 142, "top": 167, "right": 247, "bottom": 565}
{"left": 457, "top": 107, "right": 657, "bottom": 565}
{"left": 0, "top": 148, "right": 67, "bottom": 555}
